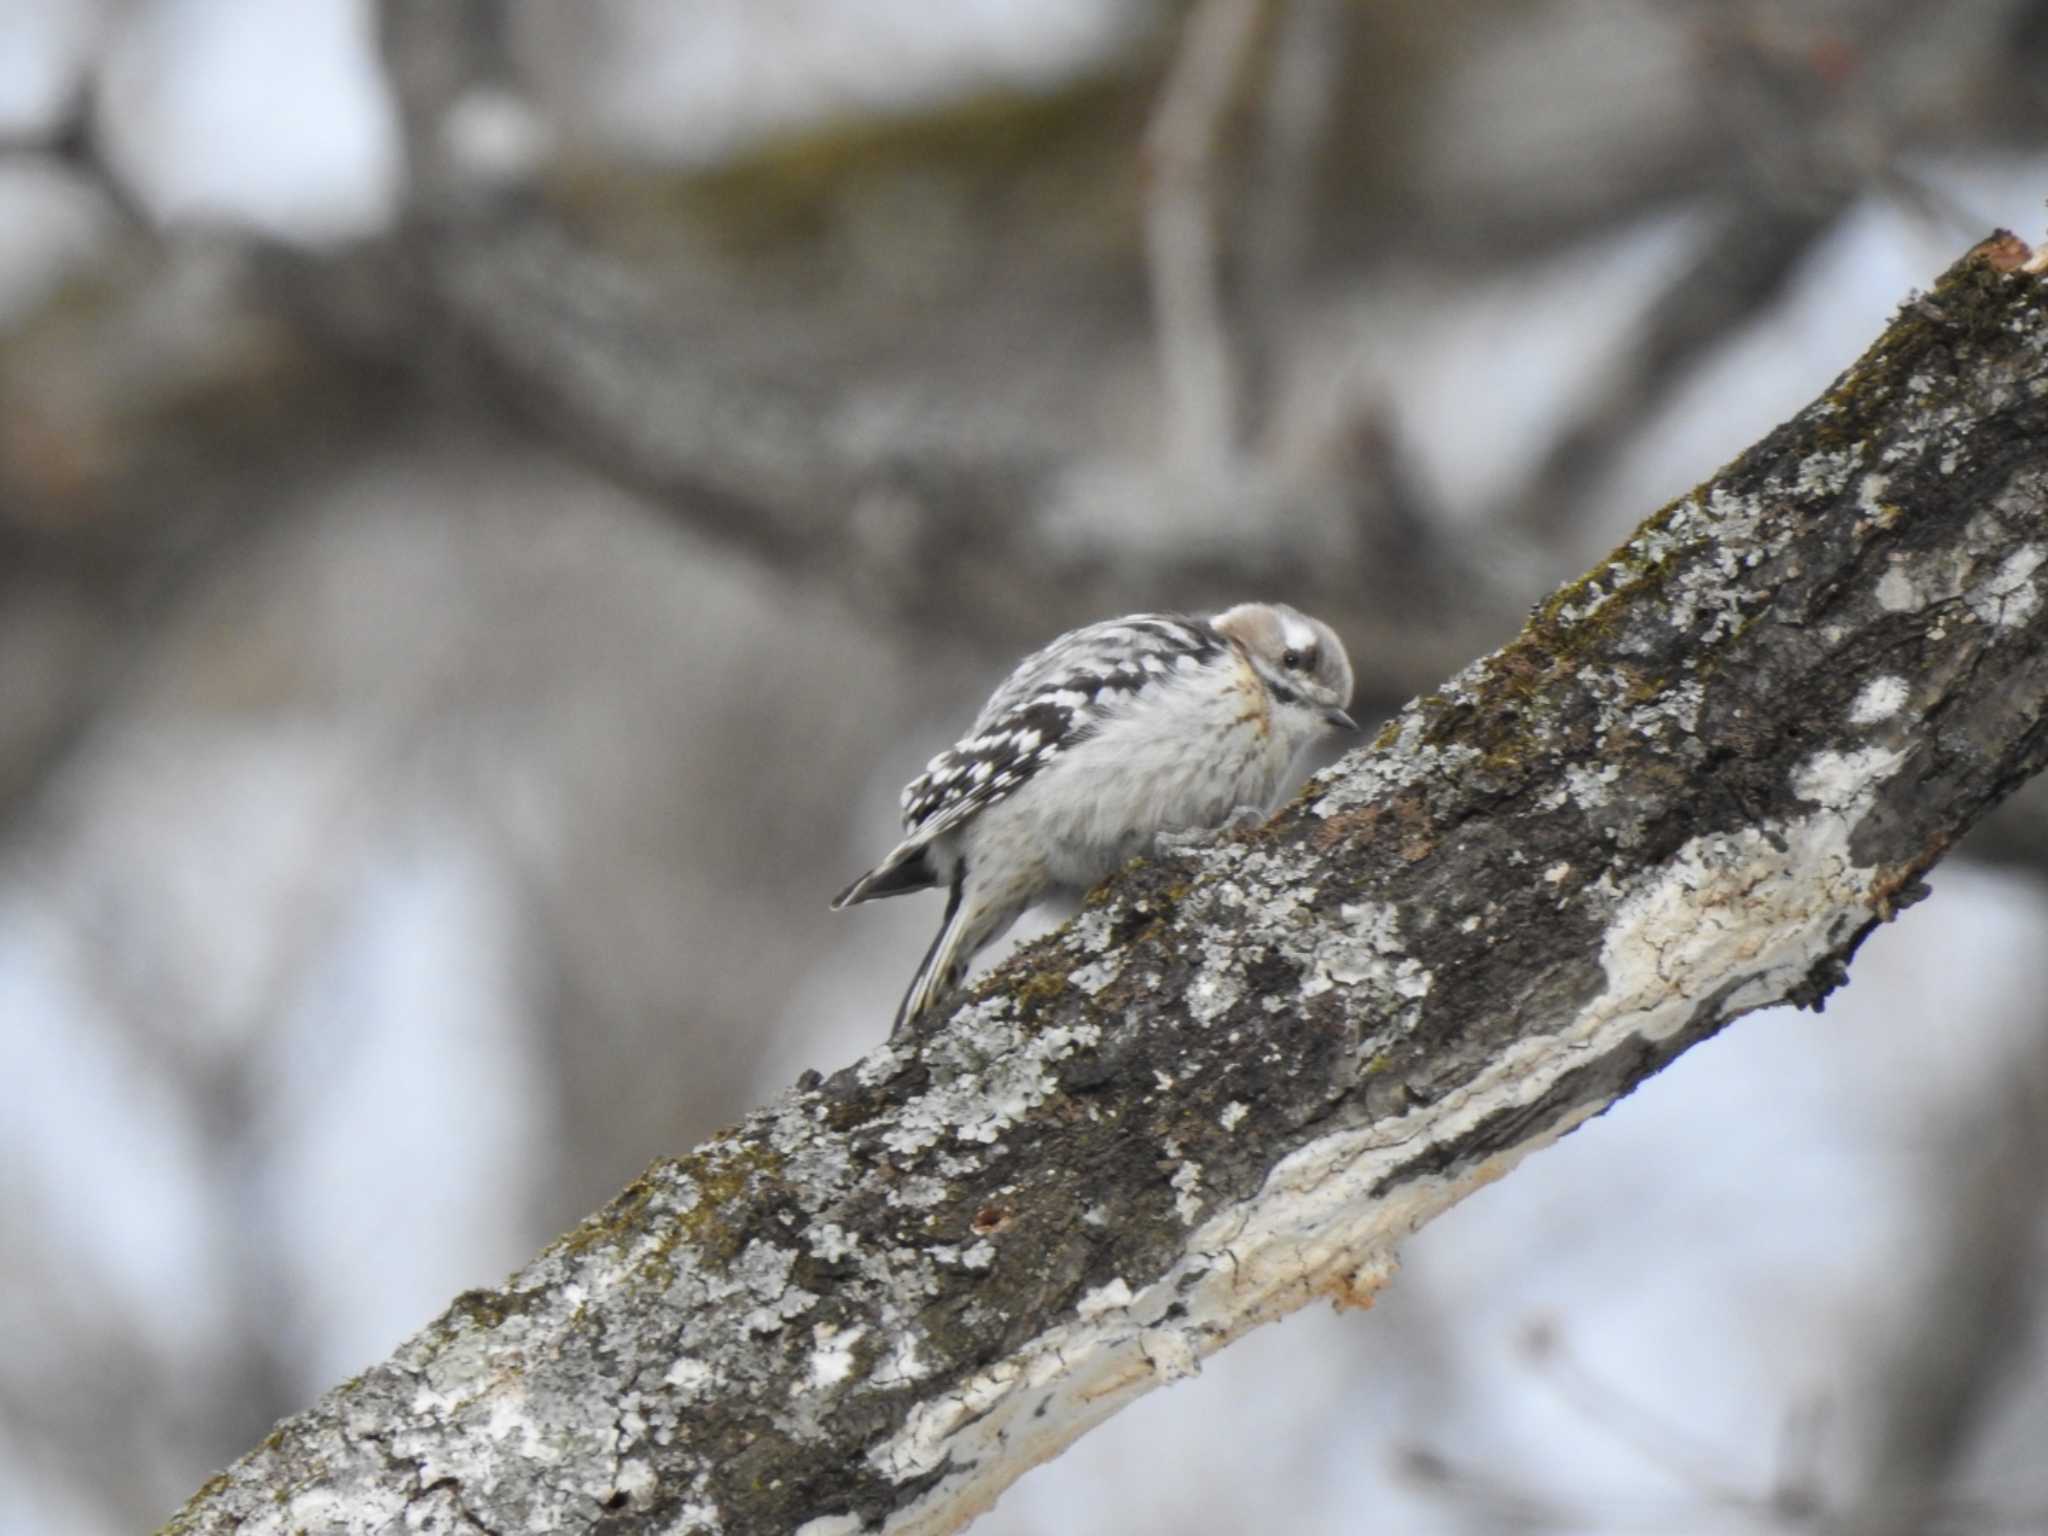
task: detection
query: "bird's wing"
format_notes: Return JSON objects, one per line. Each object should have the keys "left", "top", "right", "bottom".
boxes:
{"left": 900, "top": 614, "right": 1225, "bottom": 839}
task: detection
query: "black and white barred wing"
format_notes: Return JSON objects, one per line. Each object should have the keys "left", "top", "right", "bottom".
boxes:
{"left": 832, "top": 614, "right": 1221, "bottom": 909}
{"left": 903, "top": 613, "right": 1224, "bottom": 836}
{"left": 899, "top": 695, "right": 1071, "bottom": 837}
{"left": 964, "top": 615, "right": 1215, "bottom": 734}
{"left": 830, "top": 725, "right": 1037, "bottom": 908}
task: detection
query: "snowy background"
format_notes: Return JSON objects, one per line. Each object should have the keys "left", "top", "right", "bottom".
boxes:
{"left": 5, "top": 2, "right": 2048, "bottom": 1532}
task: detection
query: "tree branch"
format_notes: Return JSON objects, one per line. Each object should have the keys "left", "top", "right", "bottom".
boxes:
{"left": 164, "top": 233, "right": 2048, "bottom": 1536}
{"left": 402, "top": 209, "right": 1491, "bottom": 682}
{"left": 1142, "top": 0, "right": 1261, "bottom": 476}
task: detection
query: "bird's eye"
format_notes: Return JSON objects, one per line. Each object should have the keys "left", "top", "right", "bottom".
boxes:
{"left": 1282, "top": 647, "right": 1312, "bottom": 671}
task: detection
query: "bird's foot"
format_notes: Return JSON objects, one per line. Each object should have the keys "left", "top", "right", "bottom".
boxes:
{"left": 1155, "top": 806, "right": 1269, "bottom": 854}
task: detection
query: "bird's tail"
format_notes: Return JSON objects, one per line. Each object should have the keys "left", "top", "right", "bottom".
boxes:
{"left": 833, "top": 841, "right": 936, "bottom": 909}
{"left": 895, "top": 865, "right": 972, "bottom": 1034}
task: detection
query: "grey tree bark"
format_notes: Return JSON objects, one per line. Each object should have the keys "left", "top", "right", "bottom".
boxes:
{"left": 164, "top": 233, "right": 2048, "bottom": 1536}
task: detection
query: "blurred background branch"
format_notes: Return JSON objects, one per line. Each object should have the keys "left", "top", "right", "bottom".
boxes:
{"left": 1142, "top": 0, "right": 1259, "bottom": 477}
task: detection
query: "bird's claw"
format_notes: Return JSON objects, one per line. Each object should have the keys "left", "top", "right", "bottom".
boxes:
{"left": 1156, "top": 806, "right": 1269, "bottom": 853}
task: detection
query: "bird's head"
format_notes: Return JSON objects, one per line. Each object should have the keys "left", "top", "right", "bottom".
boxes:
{"left": 1212, "top": 602, "right": 1357, "bottom": 740}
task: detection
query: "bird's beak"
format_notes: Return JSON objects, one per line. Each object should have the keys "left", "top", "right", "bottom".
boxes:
{"left": 1325, "top": 708, "right": 1359, "bottom": 732}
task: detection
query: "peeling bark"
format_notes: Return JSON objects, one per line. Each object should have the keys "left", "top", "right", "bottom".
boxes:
{"left": 163, "top": 234, "right": 2048, "bottom": 1536}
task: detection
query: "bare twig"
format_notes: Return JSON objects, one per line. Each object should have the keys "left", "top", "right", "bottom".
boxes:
{"left": 1143, "top": 0, "right": 1262, "bottom": 479}
{"left": 1841, "top": 1032, "right": 2048, "bottom": 1536}
{"left": 1508, "top": 196, "right": 1846, "bottom": 545}
{"left": 1241, "top": 0, "right": 1344, "bottom": 443}
{"left": 1518, "top": 1319, "right": 1756, "bottom": 1508}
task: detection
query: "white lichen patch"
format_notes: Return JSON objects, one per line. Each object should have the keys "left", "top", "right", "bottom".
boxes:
{"left": 612, "top": 1457, "right": 658, "bottom": 1504}
{"left": 1137, "top": 1326, "right": 1201, "bottom": 1384}
{"left": 890, "top": 1173, "right": 951, "bottom": 1210}
{"left": 1219, "top": 1100, "right": 1249, "bottom": 1131}
{"left": 1308, "top": 901, "right": 1432, "bottom": 1020}
{"left": 1075, "top": 1278, "right": 1134, "bottom": 1319}
{"left": 1635, "top": 488, "right": 1785, "bottom": 650}
{"left": 1874, "top": 509, "right": 2040, "bottom": 624}
{"left": 726, "top": 1241, "right": 819, "bottom": 1336}
{"left": 1068, "top": 905, "right": 1121, "bottom": 954}
{"left": 1591, "top": 743, "right": 1904, "bottom": 1046}
{"left": 1536, "top": 761, "right": 1619, "bottom": 813}
{"left": 670, "top": 1499, "right": 726, "bottom": 1533}
{"left": 1849, "top": 675, "right": 1909, "bottom": 725}
{"left": 874, "top": 1331, "right": 928, "bottom": 1387}
{"left": 409, "top": 1315, "right": 512, "bottom": 1414}
{"left": 1307, "top": 706, "right": 1483, "bottom": 818}
{"left": 928, "top": 1241, "right": 996, "bottom": 1272}
{"left": 1876, "top": 561, "right": 1921, "bottom": 612}
{"left": 1794, "top": 447, "right": 1857, "bottom": 499}
{"left": 1966, "top": 544, "right": 2045, "bottom": 629}
{"left": 1793, "top": 746, "right": 1906, "bottom": 812}
{"left": 808, "top": 1222, "right": 860, "bottom": 1263}
{"left": 854, "top": 1043, "right": 908, "bottom": 1089}
{"left": 1614, "top": 677, "right": 1705, "bottom": 745}
{"left": 1170, "top": 1159, "right": 1204, "bottom": 1224}
{"left": 878, "top": 1358, "right": 1027, "bottom": 1486}
{"left": 1187, "top": 970, "right": 1240, "bottom": 1023}
{"left": 879, "top": 1004, "right": 1100, "bottom": 1156}
{"left": 806, "top": 1324, "right": 866, "bottom": 1389}
{"left": 1068, "top": 956, "right": 1121, "bottom": 994}
{"left": 735, "top": 1241, "right": 801, "bottom": 1304}
{"left": 666, "top": 1356, "right": 716, "bottom": 1397}
{"left": 271, "top": 1483, "right": 411, "bottom": 1534}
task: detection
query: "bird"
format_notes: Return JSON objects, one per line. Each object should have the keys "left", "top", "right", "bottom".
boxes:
{"left": 834, "top": 602, "right": 1357, "bottom": 1033}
